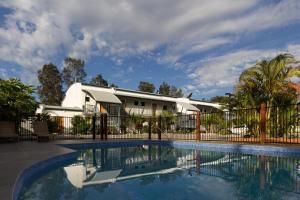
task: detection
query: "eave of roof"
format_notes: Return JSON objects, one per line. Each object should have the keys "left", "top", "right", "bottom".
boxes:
{"left": 43, "top": 105, "right": 83, "bottom": 111}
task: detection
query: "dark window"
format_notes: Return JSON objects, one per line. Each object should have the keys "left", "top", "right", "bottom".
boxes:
{"left": 85, "top": 97, "right": 90, "bottom": 102}
{"left": 163, "top": 105, "right": 168, "bottom": 110}
{"left": 141, "top": 102, "right": 145, "bottom": 106}
{"left": 172, "top": 105, "right": 176, "bottom": 110}
{"left": 134, "top": 101, "right": 139, "bottom": 106}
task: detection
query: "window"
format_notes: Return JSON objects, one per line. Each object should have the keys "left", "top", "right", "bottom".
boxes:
{"left": 85, "top": 97, "right": 90, "bottom": 102}
{"left": 134, "top": 101, "right": 139, "bottom": 106}
{"left": 172, "top": 105, "right": 176, "bottom": 110}
{"left": 141, "top": 102, "right": 145, "bottom": 106}
{"left": 163, "top": 105, "right": 168, "bottom": 110}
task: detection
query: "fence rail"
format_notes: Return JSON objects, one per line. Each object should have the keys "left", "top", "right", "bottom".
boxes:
{"left": 15, "top": 104, "right": 300, "bottom": 143}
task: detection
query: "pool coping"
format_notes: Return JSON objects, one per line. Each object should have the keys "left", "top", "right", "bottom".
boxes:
{"left": 12, "top": 140, "right": 300, "bottom": 199}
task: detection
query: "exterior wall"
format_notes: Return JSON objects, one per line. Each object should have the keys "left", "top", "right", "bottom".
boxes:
{"left": 62, "top": 83, "right": 84, "bottom": 109}
{"left": 83, "top": 92, "right": 97, "bottom": 113}
{"left": 118, "top": 96, "right": 176, "bottom": 116}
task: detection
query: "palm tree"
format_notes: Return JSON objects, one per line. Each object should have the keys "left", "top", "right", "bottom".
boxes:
{"left": 236, "top": 53, "right": 300, "bottom": 117}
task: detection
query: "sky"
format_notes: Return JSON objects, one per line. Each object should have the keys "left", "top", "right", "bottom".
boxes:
{"left": 0, "top": 0, "right": 300, "bottom": 100}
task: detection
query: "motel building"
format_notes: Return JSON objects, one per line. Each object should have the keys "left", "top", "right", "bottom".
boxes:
{"left": 36, "top": 83, "right": 222, "bottom": 132}
{"left": 37, "top": 82, "right": 221, "bottom": 118}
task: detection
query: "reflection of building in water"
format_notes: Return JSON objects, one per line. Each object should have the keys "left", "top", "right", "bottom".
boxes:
{"left": 64, "top": 145, "right": 300, "bottom": 198}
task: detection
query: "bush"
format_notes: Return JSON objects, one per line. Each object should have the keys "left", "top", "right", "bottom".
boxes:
{"left": 72, "top": 115, "right": 91, "bottom": 134}
{"left": 161, "top": 111, "right": 175, "bottom": 131}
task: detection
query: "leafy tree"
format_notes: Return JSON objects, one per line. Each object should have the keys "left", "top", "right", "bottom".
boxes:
{"left": 158, "top": 82, "right": 170, "bottom": 96}
{"left": 0, "top": 79, "right": 38, "bottom": 120}
{"left": 71, "top": 115, "right": 91, "bottom": 134}
{"left": 90, "top": 74, "right": 108, "bottom": 87}
{"left": 138, "top": 81, "right": 155, "bottom": 93}
{"left": 110, "top": 83, "right": 118, "bottom": 88}
{"left": 158, "top": 82, "right": 183, "bottom": 97}
{"left": 237, "top": 53, "right": 300, "bottom": 109}
{"left": 236, "top": 54, "right": 300, "bottom": 137}
{"left": 63, "top": 57, "right": 86, "bottom": 87}
{"left": 37, "top": 63, "right": 63, "bottom": 105}
{"left": 170, "top": 85, "right": 183, "bottom": 97}
{"left": 210, "top": 96, "right": 230, "bottom": 104}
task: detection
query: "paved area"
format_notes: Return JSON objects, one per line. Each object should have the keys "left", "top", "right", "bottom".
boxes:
{"left": 1, "top": 139, "right": 300, "bottom": 200}
{"left": 0, "top": 142, "right": 74, "bottom": 200}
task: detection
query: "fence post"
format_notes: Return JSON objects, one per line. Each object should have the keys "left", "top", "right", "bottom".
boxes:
{"left": 92, "top": 115, "right": 96, "bottom": 140}
{"left": 148, "top": 118, "right": 152, "bottom": 140}
{"left": 103, "top": 113, "right": 108, "bottom": 140}
{"left": 196, "top": 112, "right": 201, "bottom": 141}
{"left": 158, "top": 115, "right": 161, "bottom": 140}
{"left": 260, "top": 102, "right": 267, "bottom": 143}
{"left": 100, "top": 114, "right": 104, "bottom": 140}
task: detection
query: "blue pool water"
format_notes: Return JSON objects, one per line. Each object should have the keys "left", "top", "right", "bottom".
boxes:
{"left": 18, "top": 144, "right": 300, "bottom": 200}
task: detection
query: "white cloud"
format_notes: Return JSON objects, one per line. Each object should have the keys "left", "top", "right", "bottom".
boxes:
{"left": 0, "top": 0, "right": 299, "bottom": 87}
{"left": 0, "top": 67, "right": 8, "bottom": 79}
{"left": 184, "top": 44, "right": 300, "bottom": 97}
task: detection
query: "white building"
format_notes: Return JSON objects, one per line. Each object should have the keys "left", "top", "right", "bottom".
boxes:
{"left": 38, "top": 82, "right": 221, "bottom": 117}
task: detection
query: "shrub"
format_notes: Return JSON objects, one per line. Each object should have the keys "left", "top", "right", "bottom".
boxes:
{"left": 72, "top": 115, "right": 91, "bottom": 134}
{"left": 0, "top": 79, "right": 38, "bottom": 120}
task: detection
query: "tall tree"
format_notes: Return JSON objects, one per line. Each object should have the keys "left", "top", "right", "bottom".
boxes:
{"left": 158, "top": 82, "right": 183, "bottom": 97}
{"left": 237, "top": 54, "right": 300, "bottom": 108}
{"left": 158, "top": 82, "right": 170, "bottom": 96}
{"left": 38, "top": 63, "right": 63, "bottom": 105}
{"left": 110, "top": 83, "right": 118, "bottom": 88}
{"left": 170, "top": 86, "right": 184, "bottom": 97}
{"left": 138, "top": 81, "right": 155, "bottom": 93}
{"left": 63, "top": 57, "right": 86, "bottom": 87}
{"left": 0, "top": 79, "right": 38, "bottom": 120}
{"left": 90, "top": 74, "right": 108, "bottom": 87}
{"left": 210, "top": 96, "right": 230, "bottom": 104}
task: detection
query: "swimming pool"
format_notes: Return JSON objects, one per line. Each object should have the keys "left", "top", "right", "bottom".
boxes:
{"left": 17, "top": 142, "right": 300, "bottom": 200}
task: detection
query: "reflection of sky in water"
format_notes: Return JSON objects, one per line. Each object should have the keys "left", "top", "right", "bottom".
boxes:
{"left": 19, "top": 145, "right": 300, "bottom": 200}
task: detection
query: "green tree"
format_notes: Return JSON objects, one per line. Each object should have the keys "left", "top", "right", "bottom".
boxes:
{"left": 0, "top": 79, "right": 38, "bottom": 120}
{"left": 90, "top": 74, "right": 108, "bottom": 87}
{"left": 158, "top": 82, "right": 183, "bottom": 97}
{"left": 158, "top": 82, "right": 170, "bottom": 96}
{"left": 170, "top": 85, "right": 184, "bottom": 97}
{"left": 38, "top": 63, "right": 63, "bottom": 105}
{"left": 138, "top": 81, "right": 155, "bottom": 93}
{"left": 110, "top": 83, "right": 118, "bottom": 88}
{"left": 237, "top": 53, "right": 300, "bottom": 110}
{"left": 210, "top": 95, "right": 230, "bottom": 104}
{"left": 63, "top": 57, "right": 86, "bottom": 87}
{"left": 71, "top": 115, "right": 91, "bottom": 134}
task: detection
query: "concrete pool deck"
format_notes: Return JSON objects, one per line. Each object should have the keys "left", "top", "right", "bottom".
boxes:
{"left": 2, "top": 140, "right": 300, "bottom": 200}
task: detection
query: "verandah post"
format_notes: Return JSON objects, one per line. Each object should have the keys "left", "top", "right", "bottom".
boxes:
{"left": 148, "top": 117, "right": 152, "bottom": 140}
{"left": 260, "top": 102, "right": 267, "bottom": 143}
{"left": 103, "top": 113, "right": 108, "bottom": 140}
{"left": 100, "top": 114, "right": 104, "bottom": 140}
{"left": 158, "top": 115, "right": 162, "bottom": 140}
{"left": 92, "top": 115, "right": 96, "bottom": 140}
{"left": 196, "top": 111, "right": 201, "bottom": 141}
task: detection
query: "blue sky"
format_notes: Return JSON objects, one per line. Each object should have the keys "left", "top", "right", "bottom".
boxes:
{"left": 0, "top": 0, "right": 300, "bottom": 99}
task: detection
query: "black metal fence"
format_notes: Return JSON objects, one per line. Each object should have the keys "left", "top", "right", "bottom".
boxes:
{"left": 16, "top": 104, "right": 300, "bottom": 143}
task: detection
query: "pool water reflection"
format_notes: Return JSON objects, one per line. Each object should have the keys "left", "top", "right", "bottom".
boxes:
{"left": 19, "top": 145, "right": 300, "bottom": 200}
